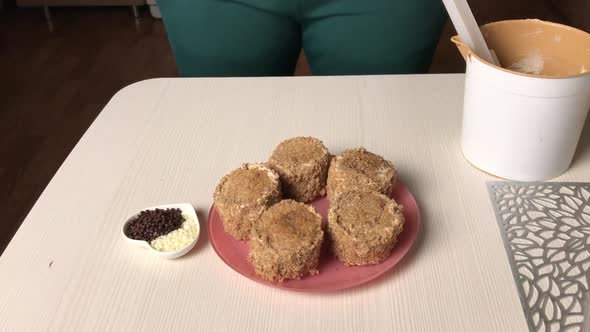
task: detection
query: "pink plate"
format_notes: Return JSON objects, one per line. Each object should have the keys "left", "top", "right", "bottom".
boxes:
{"left": 208, "top": 181, "right": 420, "bottom": 292}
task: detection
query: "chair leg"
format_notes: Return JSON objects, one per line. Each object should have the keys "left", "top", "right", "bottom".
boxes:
{"left": 43, "top": 5, "right": 54, "bottom": 32}
{"left": 132, "top": 4, "right": 141, "bottom": 30}
{"left": 132, "top": 4, "right": 139, "bottom": 18}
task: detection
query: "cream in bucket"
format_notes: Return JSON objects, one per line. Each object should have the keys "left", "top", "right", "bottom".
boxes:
{"left": 452, "top": 19, "right": 590, "bottom": 181}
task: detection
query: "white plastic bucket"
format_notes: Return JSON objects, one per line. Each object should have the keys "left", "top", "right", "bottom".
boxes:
{"left": 452, "top": 20, "right": 590, "bottom": 181}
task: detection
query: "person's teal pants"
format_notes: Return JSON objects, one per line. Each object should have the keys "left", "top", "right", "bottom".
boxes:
{"left": 158, "top": 0, "right": 447, "bottom": 76}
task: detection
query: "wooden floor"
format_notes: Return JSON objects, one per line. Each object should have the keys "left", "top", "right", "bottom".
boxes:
{"left": 0, "top": 4, "right": 579, "bottom": 254}
{"left": 0, "top": 7, "right": 178, "bottom": 253}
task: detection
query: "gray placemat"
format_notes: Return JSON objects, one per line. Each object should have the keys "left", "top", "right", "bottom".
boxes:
{"left": 487, "top": 182, "right": 590, "bottom": 332}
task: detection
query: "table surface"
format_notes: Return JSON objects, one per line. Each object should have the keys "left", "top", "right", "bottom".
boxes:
{"left": 1, "top": 74, "right": 589, "bottom": 331}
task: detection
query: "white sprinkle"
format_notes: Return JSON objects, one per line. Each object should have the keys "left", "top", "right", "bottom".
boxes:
{"left": 150, "top": 216, "right": 197, "bottom": 252}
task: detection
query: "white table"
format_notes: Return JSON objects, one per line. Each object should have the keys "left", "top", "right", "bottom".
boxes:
{"left": 2, "top": 75, "right": 589, "bottom": 331}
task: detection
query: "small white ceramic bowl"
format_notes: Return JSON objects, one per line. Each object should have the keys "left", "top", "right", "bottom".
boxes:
{"left": 122, "top": 203, "right": 200, "bottom": 259}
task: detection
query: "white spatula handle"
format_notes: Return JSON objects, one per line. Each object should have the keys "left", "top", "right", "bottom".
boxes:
{"left": 442, "top": 0, "right": 498, "bottom": 65}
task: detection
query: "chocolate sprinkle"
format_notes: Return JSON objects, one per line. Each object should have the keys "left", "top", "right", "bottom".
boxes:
{"left": 124, "top": 208, "right": 184, "bottom": 242}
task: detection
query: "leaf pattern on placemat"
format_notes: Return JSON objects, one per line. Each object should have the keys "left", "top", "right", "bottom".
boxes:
{"left": 488, "top": 182, "right": 590, "bottom": 332}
